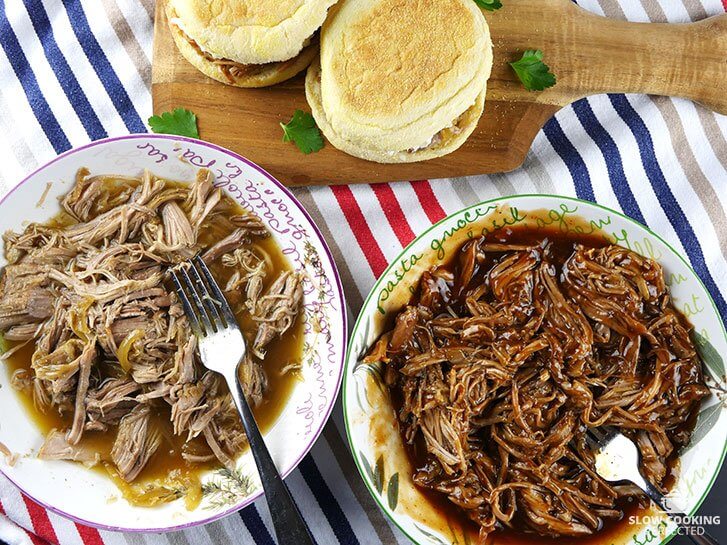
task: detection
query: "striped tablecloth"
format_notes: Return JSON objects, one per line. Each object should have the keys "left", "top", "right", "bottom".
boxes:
{"left": 0, "top": 1, "right": 726, "bottom": 544}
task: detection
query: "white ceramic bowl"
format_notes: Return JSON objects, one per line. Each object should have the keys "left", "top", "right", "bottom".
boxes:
{"left": 0, "top": 135, "right": 347, "bottom": 532}
{"left": 344, "top": 196, "right": 727, "bottom": 545}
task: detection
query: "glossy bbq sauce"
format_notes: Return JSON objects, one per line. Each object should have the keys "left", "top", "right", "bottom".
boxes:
{"left": 394, "top": 223, "right": 694, "bottom": 545}
{"left": 2, "top": 177, "right": 304, "bottom": 507}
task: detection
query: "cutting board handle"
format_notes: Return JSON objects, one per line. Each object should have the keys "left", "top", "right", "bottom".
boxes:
{"left": 554, "top": 5, "right": 727, "bottom": 114}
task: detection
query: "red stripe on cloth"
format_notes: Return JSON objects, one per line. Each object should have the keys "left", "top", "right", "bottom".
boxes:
{"left": 75, "top": 523, "right": 104, "bottom": 545}
{"left": 331, "top": 185, "right": 388, "bottom": 277}
{"left": 410, "top": 180, "right": 447, "bottom": 224}
{"left": 723, "top": 0, "right": 727, "bottom": 11}
{"left": 27, "top": 528, "right": 51, "bottom": 545}
{"left": 22, "top": 495, "right": 59, "bottom": 544}
{"left": 371, "top": 184, "right": 416, "bottom": 246}
{"left": 2, "top": 498, "right": 51, "bottom": 545}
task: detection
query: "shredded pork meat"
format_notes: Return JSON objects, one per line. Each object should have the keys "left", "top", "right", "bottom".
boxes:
{"left": 368, "top": 236, "right": 709, "bottom": 541}
{"left": 0, "top": 168, "right": 302, "bottom": 483}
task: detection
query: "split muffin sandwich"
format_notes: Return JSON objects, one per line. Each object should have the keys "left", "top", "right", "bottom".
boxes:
{"left": 306, "top": 0, "right": 493, "bottom": 163}
{"left": 167, "top": 0, "right": 338, "bottom": 87}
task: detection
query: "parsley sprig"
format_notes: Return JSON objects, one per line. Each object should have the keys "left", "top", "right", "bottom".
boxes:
{"left": 280, "top": 110, "right": 324, "bottom": 154}
{"left": 509, "top": 50, "right": 556, "bottom": 92}
{"left": 474, "top": 0, "right": 502, "bottom": 10}
{"left": 148, "top": 108, "right": 199, "bottom": 138}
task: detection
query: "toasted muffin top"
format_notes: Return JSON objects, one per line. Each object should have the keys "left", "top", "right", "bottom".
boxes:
{"left": 169, "top": 0, "right": 337, "bottom": 64}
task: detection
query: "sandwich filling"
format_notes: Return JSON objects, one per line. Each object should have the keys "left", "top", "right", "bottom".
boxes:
{"left": 171, "top": 18, "right": 316, "bottom": 84}
{"left": 406, "top": 111, "right": 468, "bottom": 154}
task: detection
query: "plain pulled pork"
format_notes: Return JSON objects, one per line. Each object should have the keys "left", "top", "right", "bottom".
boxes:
{"left": 0, "top": 168, "right": 303, "bottom": 488}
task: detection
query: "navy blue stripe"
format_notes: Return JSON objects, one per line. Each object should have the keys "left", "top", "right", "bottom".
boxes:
{"left": 571, "top": 99, "right": 645, "bottom": 224}
{"left": 608, "top": 93, "right": 727, "bottom": 322}
{"left": 239, "top": 505, "right": 276, "bottom": 545}
{"left": 23, "top": 0, "right": 107, "bottom": 141}
{"left": 542, "top": 115, "right": 596, "bottom": 202}
{"left": 0, "top": 8, "right": 70, "bottom": 153}
{"left": 61, "top": 0, "right": 146, "bottom": 133}
{"left": 298, "top": 455, "right": 360, "bottom": 545}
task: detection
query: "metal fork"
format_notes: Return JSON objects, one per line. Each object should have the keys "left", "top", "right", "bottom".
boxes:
{"left": 171, "top": 256, "right": 315, "bottom": 545}
{"left": 586, "top": 427, "right": 719, "bottom": 545}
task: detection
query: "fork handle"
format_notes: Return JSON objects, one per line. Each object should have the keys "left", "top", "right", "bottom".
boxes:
{"left": 224, "top": 370, "right": 316, "bottom": 545}
{"left": 641, "top": 483, "right": 720, "bottom": 545}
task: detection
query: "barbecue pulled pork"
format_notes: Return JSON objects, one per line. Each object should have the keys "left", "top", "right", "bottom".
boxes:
{"left": 369, "top": 238, "right": 709, "bottom": 542}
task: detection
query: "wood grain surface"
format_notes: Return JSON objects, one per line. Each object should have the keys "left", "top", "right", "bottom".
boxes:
{"left": 152, "top": 0, "right": 727, "bottom": 186}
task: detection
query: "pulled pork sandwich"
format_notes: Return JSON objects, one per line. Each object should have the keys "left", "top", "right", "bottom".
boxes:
{"left": 366, "top": 233, "right": 710, "bottom": 541}
{"left": 0, "top": 169, "right": 302, "bottom": 506}
{"left": 305, "top": 0, "right": 493, "bottom": 163}
{"left": 167, "top": 0, "right": 338, "bottom": 87}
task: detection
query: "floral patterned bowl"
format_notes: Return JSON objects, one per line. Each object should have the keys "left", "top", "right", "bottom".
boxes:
{"left": 0, "top": 135, "right": 347, "bottom": 531}
{"left": 343, "top": 196, "right": 726, "bottom": 545}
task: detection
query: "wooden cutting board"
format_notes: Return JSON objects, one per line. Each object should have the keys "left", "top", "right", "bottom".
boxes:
{"left": 152, "top": 0, "right": 727, "bottom": 186}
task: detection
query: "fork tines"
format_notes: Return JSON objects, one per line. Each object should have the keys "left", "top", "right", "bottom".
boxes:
{"left": 585, "top": 426, "right": 618, "bottom": 450}
{"left": 170, "top": 255, "right": 237, "bottom": 336}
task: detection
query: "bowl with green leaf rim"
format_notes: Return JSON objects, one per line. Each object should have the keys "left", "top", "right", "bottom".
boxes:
{"left": 343, "top": 195, "right": 726, "bottom": 545}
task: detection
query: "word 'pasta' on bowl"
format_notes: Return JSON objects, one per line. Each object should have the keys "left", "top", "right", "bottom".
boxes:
{"left": 0, "top": 135, "right": 346, "bottom": 531}
{"left": 344, "top": 196, "right": 726, "bottom": 545}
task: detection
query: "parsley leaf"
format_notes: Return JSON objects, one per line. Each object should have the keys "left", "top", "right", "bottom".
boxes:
{"left": 280, "top": 110, "right": 324, "bottom": 154}
{"left": 509, "top": 50, "right": 556, "bottom": 91}
{"left": 474, "top": 0, "right": 502, "bottom": 11}
{"left": 148, "top": 108, "right": 199, "bottom": 138}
